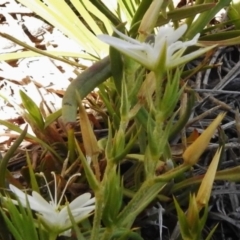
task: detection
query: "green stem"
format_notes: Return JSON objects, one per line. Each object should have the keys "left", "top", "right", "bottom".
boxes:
{"left": 49, "top": 233, "right": 58, "bottom": 240}
{"left": 91, "top": 161, "right": 116, "bottom": 240}
{"left": 116, "top": 164, "right": 190, "bottom": 228}
{"left": 100, "top": 227, "right": 114, "bottom": 240}
{"left": 90, "top": 189, "right": 104, "bottom": 240}
{"left": 168, "top": 90, "right": 195, "bottom": 141}
{"left": 116, "top": 178, "right": 166, "bottom": 228}
{"left": 154, "top": 70, "right": 164, "bottom": 112}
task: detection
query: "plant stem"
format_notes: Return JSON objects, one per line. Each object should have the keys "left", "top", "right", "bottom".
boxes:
{"left": 90, "top": 189, "right": 104, "bottom": 240}
{"left": 49, "top": 233, "right": 58, "bottom": 240}
{"left": 116, "top": 164, "right": 190, "bottom": 228}
{"left": 154, "top": 70, "right": 164, "bottom": 112}
{"left": 116, "top": 178, "right": 166, "bottom": 228}
{"left": 100, "top": 227, "right": 114, "bottom": 240}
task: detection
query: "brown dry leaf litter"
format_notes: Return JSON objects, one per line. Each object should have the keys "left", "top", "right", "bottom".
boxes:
{"left": 0, "top": 0, "right": 92, "bottom": 155}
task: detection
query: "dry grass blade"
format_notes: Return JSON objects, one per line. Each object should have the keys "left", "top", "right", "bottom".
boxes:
{"left": 76, "top": 92, "right": 101, "bottom": 181}
{"left": 0, "top": 32, "right": 85, "bottom": 67}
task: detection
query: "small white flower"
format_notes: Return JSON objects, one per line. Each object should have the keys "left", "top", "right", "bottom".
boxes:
{"left": 98, "top": 24, "right": 215, "bottom": 71}
{"left": 8, "top": 172, "right": 95, "bottom": 235}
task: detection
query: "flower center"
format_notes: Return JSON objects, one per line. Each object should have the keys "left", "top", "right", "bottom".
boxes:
{"left": 145, "top": 34, "right": 155, "bottom": 45}
{"left": 39, "top": 172, "right": 81, "bottom": 211}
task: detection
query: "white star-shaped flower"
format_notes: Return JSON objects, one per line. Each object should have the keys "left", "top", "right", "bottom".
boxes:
{"left": 98, "top": 24, "right": 215, "bottom": 71}
{"left": 8, "top": 172, "right": 95, "bottom": 235}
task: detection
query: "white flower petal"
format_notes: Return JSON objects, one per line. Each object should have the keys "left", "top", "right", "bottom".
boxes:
{"left": 9, "top": 185, "right": 43, "bottom": 210}
{"left": 71, "top": 207, "right": 95, "bottom": 223}
{"left": 98, "top": 35, "right": 148, "bottom": 64}
{"left": 9, "top": 184, "right": 27, "bottom": 201}
{"left": 57, "top": 205, "right": 94, "bottom": 230}
{"left": 31, "top": 191, "right": 55, "bottom": 212}
{"left": 81, "top": 197, "right": 96, "bottom": 207}
{"left": 156, "top": 24, "right": 174, "bottom": 40}
{"left": 98, "top": 23, "right": 204, "bottom": 71}
{"left": 169, "top": 45, "right": 216, "bottom": 69}
{"left": 37, "top": 213, "right": 62, "bottom": 230}
{"left": 167, "top": 41, "right": 185, "bottom": 58}
{"left": 9, "top": 176, "right": 96, "bottom": 236}
{"left": 113, "top": 28, "right": 141, "bottom": 45}
{"left": 71, "top": 206, "right": 95, "bottom": 216}
{"left": 168, "top": 24, "right": 187, "bottom": 44}
{"left": 69, "top": 193, "right": 95, "bottom": 210}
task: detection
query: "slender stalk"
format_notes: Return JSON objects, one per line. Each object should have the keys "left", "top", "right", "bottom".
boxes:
{"left": 100, "top": 227, "right": 114, "bottom": 240}
{"left": 91, "top": 161, "right": 116, "bottom": 240}
{"left": 90, "top": 189, "right": 104, "bottom": 240}
{"left": 116, "top": 178, "right": 166, "bottom": 228}
{"left": 116, "top": 164, "right": 190, "bottom": 228}
{"left": 49, "top": 233, "right": 58, "bottom": 240}
{"left": 154, "top": 68, "right": 165, "bottom": 112}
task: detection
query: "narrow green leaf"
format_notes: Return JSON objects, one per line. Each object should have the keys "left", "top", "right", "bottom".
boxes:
{"left": 169, "top": 90, "right": 195, "bottom": 141}
{"left": 116, "top": 180, "right": 166, "bottom": 228}
{"left": 72, "top": 0, "right": 104, "bottom": 35}
{"left": 112, "top": 229, "right": 144, "bottom": 240}
{"left": 105, "top": 118, "right": 113, "bottom": 161}
{"left": 109, "top": 45, "right": 124, "bottom": 94}
{"left": 79, "top": 0, "right": 113, "bottom": 34}
{"left": 88, "top": 0, "right": 121, "bottom": 26}
{"left": 110, "top": 127, "right": 140, "bottom": 163}
{"left": 198, "top": 204, "right": 209, "bottom": 233}
{"left": 184, "top": 0, "right": 232, "bottom": 39}
{"left": 228, "top": 0, "right": 240, "bottom": 30}
{"left": 119, "top": 0, "right": 137, "bottom": 23}
{"left": 0, "top": 207, "right": 23, "bottom": 240}
{"left": 67, "top": 204, "right": 86, "bottom": 240}
{"left": 44, "top": 109, "right": 61, "bottom": 128}
{"left": 205, "top": 223, "right": 219, "bottom": 240}
{"left": 5, "top": 199, "right": 24, "bottom": 238}
{"left": 17, "top": 0, "right": 105, "bottom": 57}
{"left": 75, "top": 140, "right": 99, "bottom": 192}
{"left": 19, "top": 90, "right": 44, "bottom": 130}
{"left": 67, "top": 127, "right": 77, "bottom": 164}
{"left": 173, "top": 197, "right": 191, "bottom": 238}
{"left": 0, "top": 212, "right": 12, "bottom": 240}
{"left": 200, "top": 36, "right": 240, "bottom": 46}
{"left": 26, "top": 152, "right": 40, "bottom": 193}
{"left": 160, "top": 5, "right": 204, "bottom": 26}
{"left": 0, "top": 126, "right": 27, "bottom": 188}
{"left": 200, "top": 30, "right": 240, "bottom": 41}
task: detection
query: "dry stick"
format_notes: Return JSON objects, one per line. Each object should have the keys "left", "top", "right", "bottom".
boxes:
{"left": 194, "top": 89, "right": 240, "bottom": 95}
{"left": 207, "top": 142, "right": 240, "bottom": 150}
{"left": 235, "top": 109, "right": 240, "bottom": 144}
{"left": 202, "top": 92, "right": 234, "bottom": 113}
{"left": 186, "top": 105, "right": 221, "bottom": 127}
{"left": 203, "top": 47, "right": 226, "bottom": 87}
{"left": 195, "top": 71, "right": 202, "bottom": 89}
{"left": 213, "top": 60, "right": 240, "bottom": 90}
{"left": 0, "top": 32, "right": 86, "bottom": 68}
